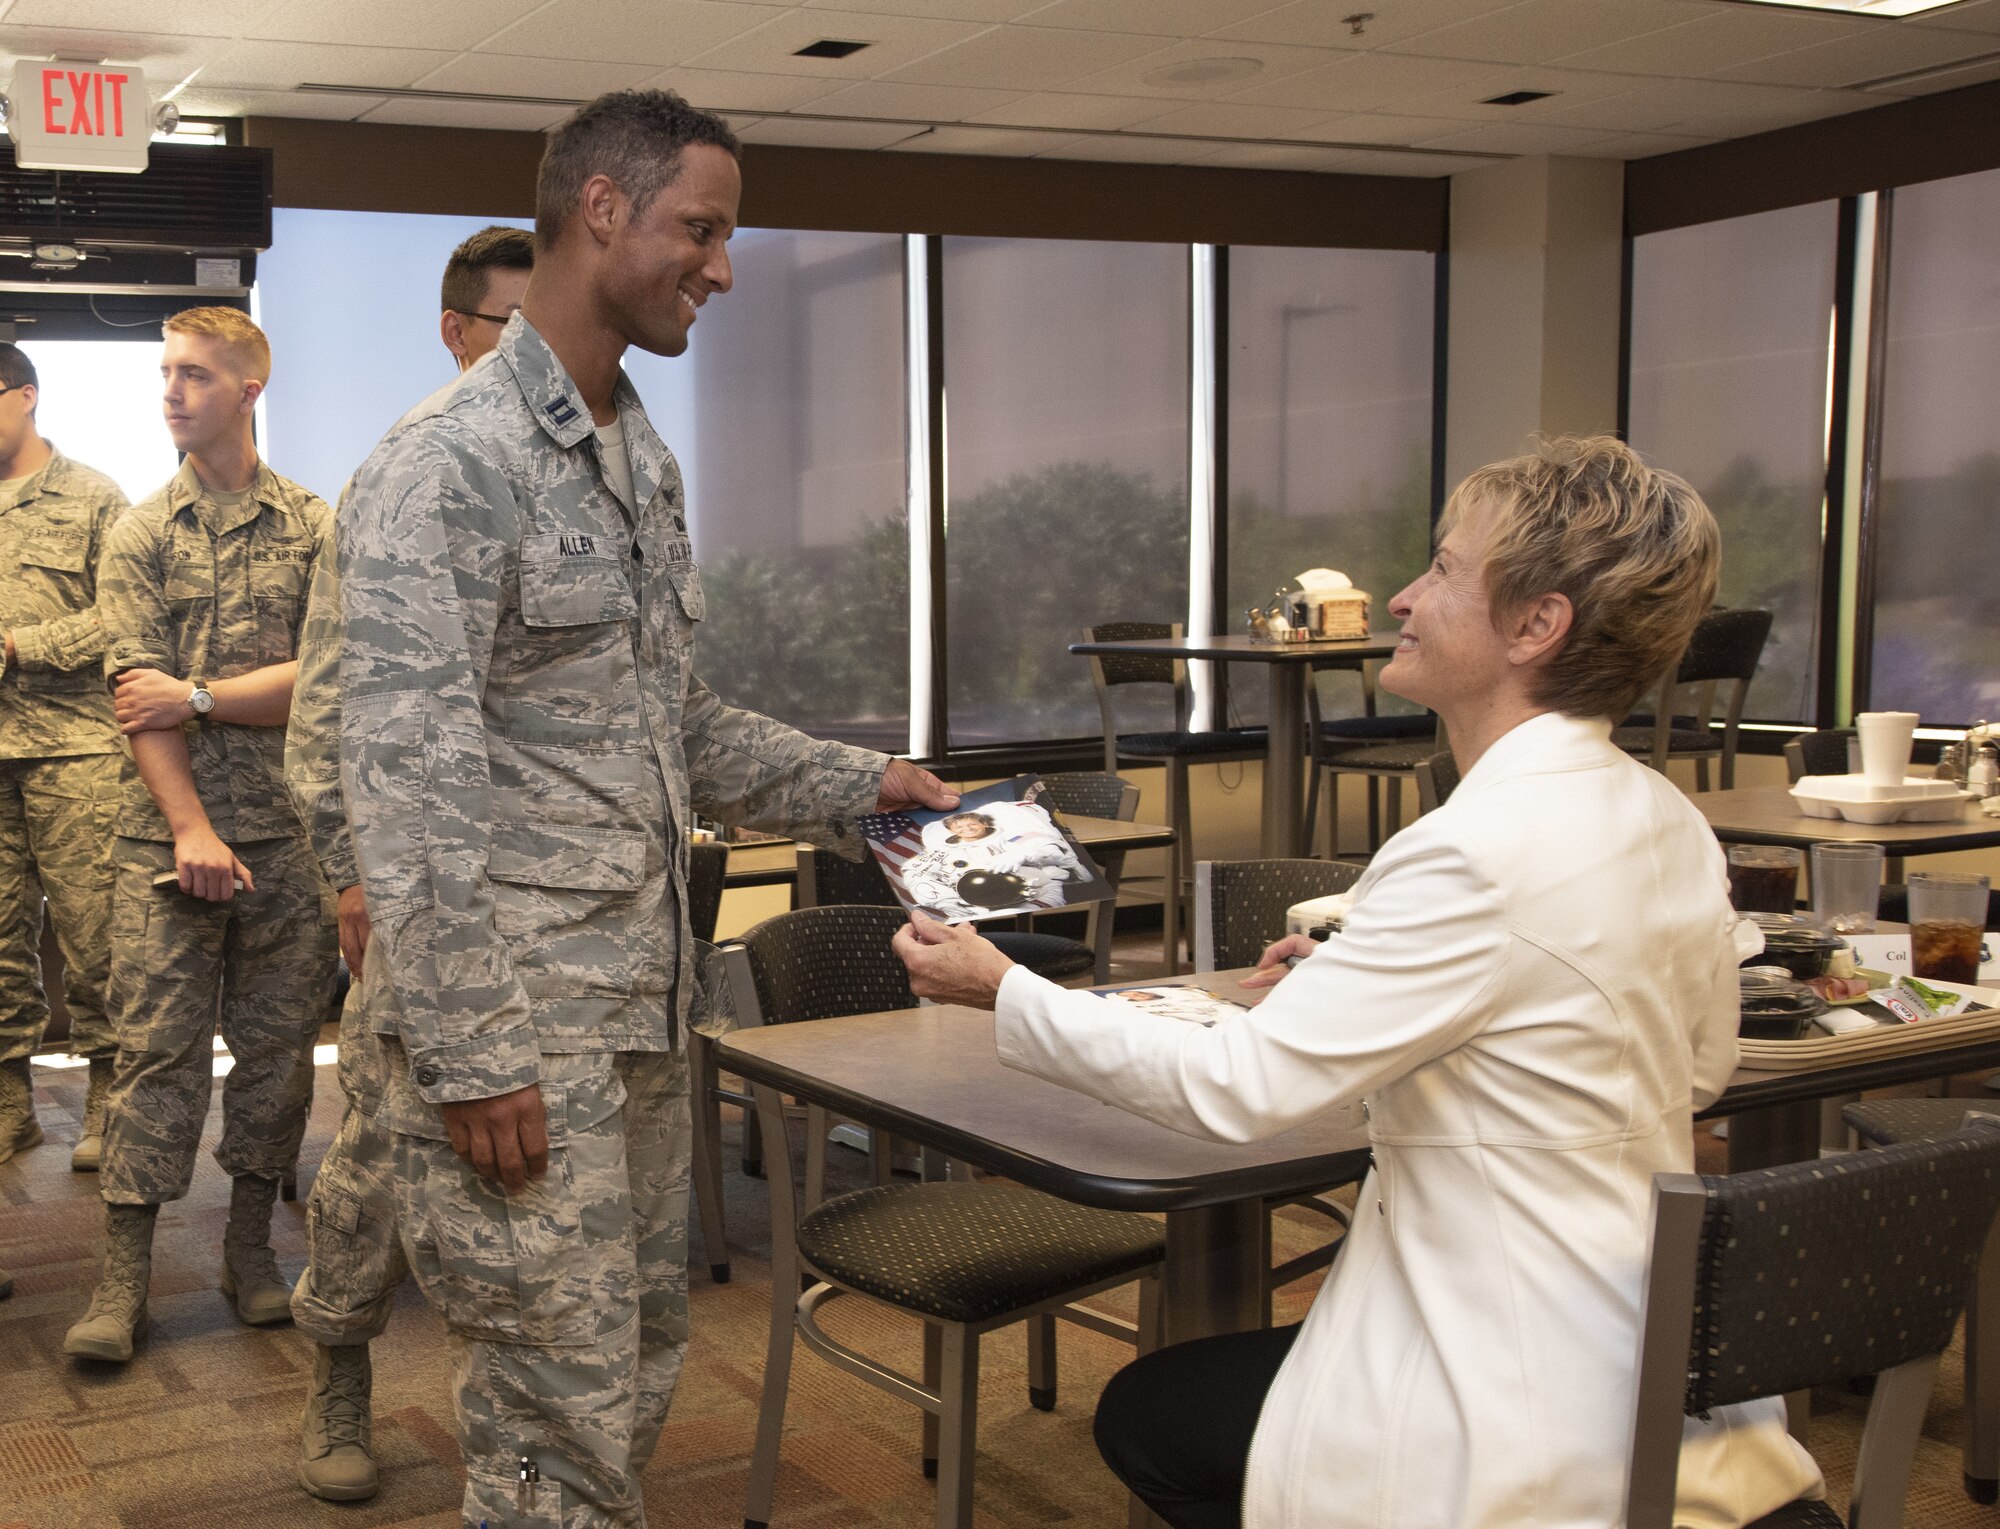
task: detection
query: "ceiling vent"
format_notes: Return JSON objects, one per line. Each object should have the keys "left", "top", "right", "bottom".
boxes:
{"left": 794, "top": 39, "right": 870, "bottom": 59}
{"left": 1482, "top": 89, "right": 1555, "bottom": 106}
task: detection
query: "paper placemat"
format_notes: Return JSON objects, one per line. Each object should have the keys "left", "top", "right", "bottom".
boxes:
{"left": 1738, "top": 1004, "right": 2000, "bottom": 1072}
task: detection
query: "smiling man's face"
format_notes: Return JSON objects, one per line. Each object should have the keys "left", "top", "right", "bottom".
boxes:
{"left": 601, "top": 142, "right": 740, "bottom": 360}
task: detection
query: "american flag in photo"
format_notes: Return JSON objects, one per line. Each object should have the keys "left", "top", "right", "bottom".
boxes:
{"left": 859, "top": 812, "right": 923, "bottom": 868}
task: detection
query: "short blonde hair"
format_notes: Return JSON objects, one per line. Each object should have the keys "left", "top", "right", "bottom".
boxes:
{"left": 163, "top": 306, "right": 271, "bottom": 383}
{"left": 1444, "top": 436, "right": 1720, "bottom": 721}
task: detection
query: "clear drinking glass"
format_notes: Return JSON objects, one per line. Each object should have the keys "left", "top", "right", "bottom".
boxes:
{"left": 1810, "top": 842, "right": 1884, "bottom": 934}
{"left": 1728, "top": 845, "right": 1802, "bottom": 915}
{"left": 1907, "top": 871, "right": 1991, "bottom": 984}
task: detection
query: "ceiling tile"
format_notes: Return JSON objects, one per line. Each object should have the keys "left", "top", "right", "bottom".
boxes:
{"left": 1906, "top": 0, "right": 2000, "bottom": 34}
{"left": 1558, "top": 7, "right": 1878, "bottom": 76}
{"left": 1224, "top": 49, "right": 1502, "bottom": 113}
{"left": 885, "top": 123, "right": 1080, "bottom": 154}
{"left": 482, "top": 0, "right": 773, "bottom": 68}
{"left": 171, "top": 85, "right": 390, "bottom": 120}
{"left": 246, "top": 0, "right": 545, "bottom": 51}
{"left": 1062, "top": 38, "right": 1344, "bottom": 99}
{"left": 1389, "top": 62, "right": 1658, "bottom": 122}
{"left": 1338, "top": 148, "right": 1495, "bottom": 177}
{"left": 198, "top": 40, "right": 461, "bottom": 91}
{"left": 966, "top": 88, "right": 1173, "bottom": 129}
{"left": 0, "top": 24, "right": 230, "bottom": 79}
{"left": 1124, "top": 99, "right": 1339, "bottom": 139}
{"left": 684, "top": 8, "right": 988, "bottom": 76}
{"left": 1715, "top": 22, "right": 2000, "bottom": 87}
{"left": 1390, "top": 0, "right": 1701, "bottom": 66}
{"left": 410, "top": 53, "right": 657, "bottom": 98}
{"left": 1181, "top": 140, "right": 1365, "bottom": 171}
{"left": 880, "top": 23, "right": 1162, "bottom": 88}
{"left": 802, "top": 0, "right": 1047, "bottom": 17}
{"left": 734, "top": 113, "right": 930, "bottom": 147}
{"left": 787, "top": 78, "right": 1026, "bottom": 120}
{"left": 2, "top": 0, "right": 275, "bottom": 32}
{"left": 1309, "top": 111, "right": 1486, "bottom": 144}
{"left": 1575, "top": 129, "right": 1712, "bottom": 159}
{"left": 1411, "top": 118, "right": 1620, "bottom": 153}
{"left": 1015, "top": 0, "right": 1293, "bottom": 38}
{"left": 1035, "top": 133, "right": 1208, "bottom": 162}
{"left": 358, "top": 96, "right": 572, "bottom": 129}
{"left": 1212, "top": 0, "right": 1518, "bottom": 51}
{"left": 1866, "top": 49, "right": 2000, "bottom": 91}
{"left": 644, "top": 66, "right": 848, "bottom": 112}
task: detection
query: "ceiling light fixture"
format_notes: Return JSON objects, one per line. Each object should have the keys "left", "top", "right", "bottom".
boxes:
{"left": 1139, "top": 56, "right": 1265, "bottom": 87}
{"left": 1716, "top": 0, "right": 1973, "bottom": 16}
{"left": 793, "top": 39, "right": 870, "bottom": 59}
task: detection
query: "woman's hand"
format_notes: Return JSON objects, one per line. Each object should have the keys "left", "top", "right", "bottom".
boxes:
{"left": 892, "top": 911, "right": 1015, "bottom": 1009}
{"left": 1240, "top": 933, "right": 1318, "bottom": 989}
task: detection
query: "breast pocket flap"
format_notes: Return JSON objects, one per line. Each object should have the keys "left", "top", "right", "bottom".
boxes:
{"left": 487, "top": 821, "right": 649, "bottom": 892}
{"left": 21, "top": 536, "right": 86, "bottom": 572}
{"left": 518, "top": 533, "right": 638, "bottom": 627}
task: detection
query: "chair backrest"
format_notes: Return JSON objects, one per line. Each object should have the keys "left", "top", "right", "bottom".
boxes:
{"left": 1039, "top": 771, "right": 1140, "bottom": 823}
{"left": 1084, "top": 622, "right": 1189, "bottom": 773}
{"left": 1783, "top": 728, "right": 1858, "bottom": 783}
{"left": 686, "top": 840, "right": 729, "bottom": 944}
{"left": 1625, "top": 1116, "right": 2000, "bottom": 1529}
{"left": 1635, "top": 608, "right": 1774, "bottom": 786}
{"left": 1193, "top": 858, "right": 1365, "bottom": 972}
{"left": 1414, "top": 749, "right": 1460, "bottom": 815}
{"left": 724, "top": 904, "right": 916, "bottom": 1029}
{"left": 795, "top": 844, "right": 898, "bottom": 910}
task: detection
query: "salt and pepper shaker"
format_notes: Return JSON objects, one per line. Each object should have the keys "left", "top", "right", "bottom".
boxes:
{"left": 1972, "top": 742, "right": 2000, "bottom": 798}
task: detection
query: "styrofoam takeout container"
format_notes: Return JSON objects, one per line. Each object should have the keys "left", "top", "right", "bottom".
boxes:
{"left": 1791, "top": 774, "right": 1970, "bottom": 824}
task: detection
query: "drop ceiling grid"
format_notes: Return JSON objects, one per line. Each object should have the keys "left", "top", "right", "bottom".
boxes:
{"left": 0, "top": 0, "right": 1997, "bottom": 168}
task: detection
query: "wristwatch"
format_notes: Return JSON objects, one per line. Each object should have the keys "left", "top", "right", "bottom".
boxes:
{"left": 187, "top": 679, "right": 215, "bottom": 721}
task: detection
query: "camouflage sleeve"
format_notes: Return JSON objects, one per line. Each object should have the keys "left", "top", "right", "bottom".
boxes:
{"left": 14, "top": 486, "right": 130, "bottom": 675}
{"left": 684, "top": 675, "right": 888, "bottom": 861}
{"left": 338, "top": 427, "right": 538, "bottom": 1105}
{"left": 97, "top": 502, "right": 177, "bottom": 683}
{"left": 285, "top": 493, "right": 359, "bottom": 890}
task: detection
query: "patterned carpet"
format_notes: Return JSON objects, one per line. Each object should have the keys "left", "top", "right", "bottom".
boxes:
{"left": 2, "top": 1049, "right": 1996, "bottom": 1527}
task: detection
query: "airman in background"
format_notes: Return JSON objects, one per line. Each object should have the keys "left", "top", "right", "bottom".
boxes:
{"left": 0, "top": 341, "right": 129, "bottom": 1171}
{"left": 283, "top": 223, "right": 533, "bottom": 1503}
{"left": 65, "top": 306, "right": 336, "bottom": 1364}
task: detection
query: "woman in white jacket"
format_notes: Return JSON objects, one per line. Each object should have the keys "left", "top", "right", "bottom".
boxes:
{"left": 895, "top": 436, "right": 1823, "bottom": 1529}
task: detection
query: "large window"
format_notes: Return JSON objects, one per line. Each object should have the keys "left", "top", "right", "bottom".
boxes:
{"left": 1627, "top": 202, "right": 1839, "bottom": 724}
{"left": 638, "top": 230, "right": 908, "bottom": 750}
{"left": 21, "top": 340, "right": 179, "bottom": 503}
{"left": 1226, "top": 245, "right": 1436, "bottom": 723}
{"left": 1869, "top": 167, "right": 2000, "bottom": 727}
{"left": 941, "top": 238, "right": 1190, "bottom": 747}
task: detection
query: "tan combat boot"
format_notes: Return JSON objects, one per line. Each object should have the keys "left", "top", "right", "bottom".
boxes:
{"left": 70, "top": 1057, "right": 114, "bottom": 1173}
{"left": 0, "top": 1058, "right": 42, "bottom": 1165}
{"left": 299, "top": 1343, "right": 378, "bottom": 1501}
{"left": 64, "top": 1202, "right": 156, "bottom": 1361}
{"left": 219, "top": 1173, "right": 293, "bottom": 1325}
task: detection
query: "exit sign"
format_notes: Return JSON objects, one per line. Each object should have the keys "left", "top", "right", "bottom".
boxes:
{"left": 9, "top": 61, "right": 152, "bottom": 173}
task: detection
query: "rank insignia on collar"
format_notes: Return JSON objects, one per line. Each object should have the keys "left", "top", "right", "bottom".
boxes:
{"left": 545, "top": 397, "right": 580, "bottom": 427}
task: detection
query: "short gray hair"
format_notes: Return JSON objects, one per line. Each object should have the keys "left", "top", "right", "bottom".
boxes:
{"left": 535, "top": 90, "right": 740, "bottom": 248}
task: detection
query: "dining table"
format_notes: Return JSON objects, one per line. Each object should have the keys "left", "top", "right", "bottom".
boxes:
{"left": 1067, "top": 631, "right": 1404, "bottom": 857}
{"left": 1694, "top": 784, "right": 2000, "bottom": 883}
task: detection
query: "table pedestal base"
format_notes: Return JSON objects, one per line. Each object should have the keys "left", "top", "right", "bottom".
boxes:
{"left": 1162, "top": 1200, "right": 1266, "bottom": 1344}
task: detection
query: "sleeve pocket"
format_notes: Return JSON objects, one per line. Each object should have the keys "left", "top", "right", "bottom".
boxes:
{"left": 665, "top": 560, "right": 705, "bottom": 623}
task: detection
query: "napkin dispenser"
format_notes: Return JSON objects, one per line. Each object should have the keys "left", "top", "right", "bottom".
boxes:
{"left": 1286, "top": 893, "right": 1356, "bottom": 941}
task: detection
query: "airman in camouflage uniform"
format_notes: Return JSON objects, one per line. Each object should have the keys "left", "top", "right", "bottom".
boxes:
{"left": 339, "top": 92, "right": 951, "bottom": 1526}
{"left": 0, "top": 339, "right": 129, "bottom": 1172}
{"left": 284, "top": 222, "right": 536, "bottom": 1504}
{"left": 66, "top": 308, "right": 337, "bottom": 1365}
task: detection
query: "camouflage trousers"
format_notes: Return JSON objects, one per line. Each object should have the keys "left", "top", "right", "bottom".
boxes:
{"left": 388, "top": 1044, "right": 691, "bottom": 1528}
{"left": 0, "top": 753, "right": 120, "bottom": 1064}
{"left": 293, "top": 976, "right": 406, "bottom": 1345}
{"left": 101, "top": 835, "right": 337, "bottom": 1204}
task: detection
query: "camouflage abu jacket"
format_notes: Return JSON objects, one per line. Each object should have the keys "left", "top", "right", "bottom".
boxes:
{"left": 98, "top": 459, "right": 329, "bottom": 842}
{"left": 0, "top": 448, "right": 128, "bottom": 761}
{"left": 338, "top": 314, "right": 886, "bottom": 1113}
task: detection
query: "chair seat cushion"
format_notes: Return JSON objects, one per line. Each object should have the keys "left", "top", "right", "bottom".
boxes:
{"left": 1321, "top": 740, "right": 1433, "bottom": 770}
{"left": 1745, "top": 1498, "right": 1842, "bottom": 1529}
{"left": 1842, "top": 1098, "right": 1987, "bottom": 1147}
{"left": 1315, "top": 714, "right": 1433, "bottom": 742}
{"left": 986, "top": 930, "right": 1096, "bottom": 982}
{"left": 798, "top": 1182, "right": 1166, "bottom": 1325}
{"left": 1117, "top": 727, "right": 1266, "bottom": 760}
{"left": 1611, "top": 724, "right": 1714, "bottom": 755}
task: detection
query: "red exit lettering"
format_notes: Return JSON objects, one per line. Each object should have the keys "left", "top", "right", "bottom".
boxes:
{"left": 40, "top": 68, "right": 130, "bottom": 137}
